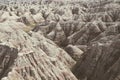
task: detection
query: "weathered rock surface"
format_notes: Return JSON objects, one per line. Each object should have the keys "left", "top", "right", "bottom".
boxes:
{"left": 72, "top": 35, "right": 120, "bottom": 80}
{"left": 0, "top": 0, "right": 120, "bottom": 80}
{"left": 65, "top": 45, "right": 83, "bottom": 61}
{"left": 0, "top": 21, "right": 77, "bottom": 80}
{"left": 0, "top": 45, "right": 18, "bottom": 80}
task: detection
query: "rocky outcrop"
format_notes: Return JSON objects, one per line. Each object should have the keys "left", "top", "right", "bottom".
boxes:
{"left": 0, "top": 0, "right": 120, "bottom": 80}
{"left": 0, "top": 21, "right": 77, "bottom": 80}
{"left": 65, "top": 45, "right": 84, "bottom": 61}
{"left": 0, "top": 45, "right": 18, "bottom": 79}
{"left": 72, "top": 35, "right": 120, "bottom": 80}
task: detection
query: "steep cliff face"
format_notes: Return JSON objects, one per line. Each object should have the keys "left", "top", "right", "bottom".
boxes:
{"left": 0, "top": 45, "right": 18, "bottom": 79}
{"left": 72, "top": 35, "right": 120, "bottom": 80}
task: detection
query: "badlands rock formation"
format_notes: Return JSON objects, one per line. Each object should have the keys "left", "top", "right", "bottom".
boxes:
{"left": 0, "top": 0, "right": 120, "bottom": 80}
{"left": 0, "top": 21, "right": 77, "bottom": 80}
